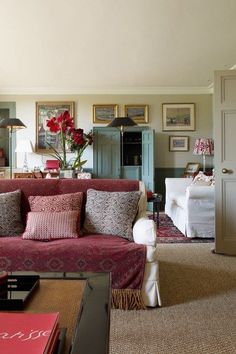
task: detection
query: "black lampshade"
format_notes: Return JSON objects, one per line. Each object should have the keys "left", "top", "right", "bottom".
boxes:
{"left": 0, "top": 118, "right": 26, "bottom": 129}
{"left": 107, "top": 117, "right": 137, "bottom": 128}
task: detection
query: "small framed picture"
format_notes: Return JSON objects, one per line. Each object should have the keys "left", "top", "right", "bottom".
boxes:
{"left": 93, "top": 104, "right": 119, "bottom": 123}
{"left": 162, "top": 103, "right": 195, "bottom": 131}
{"left": 184, "top": 162, "right": 200, "bottom": 176}
{"left": 124, "top": 105, "right": 149, "bottom": 123}
{"left": 169, "top": 136, "right": 189, "bottom": 152}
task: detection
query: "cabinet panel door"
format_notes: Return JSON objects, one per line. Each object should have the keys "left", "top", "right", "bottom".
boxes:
{"left": 123, "top": 166, "right": 141, "bottom": 180}
{"left": 142, "top": 129, "right": 154, "bottom": 192}
{"left": 93, "top": 129, "right": 121, "bottom": 178}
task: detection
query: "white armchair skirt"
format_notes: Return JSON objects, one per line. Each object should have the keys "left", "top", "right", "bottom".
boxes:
{"left": 165, "top": 178, "right": 215, "bottom": 238}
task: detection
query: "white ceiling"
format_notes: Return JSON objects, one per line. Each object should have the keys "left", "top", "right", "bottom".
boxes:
{"left": 0, "top": 0, "right": 236, "bottom": 94}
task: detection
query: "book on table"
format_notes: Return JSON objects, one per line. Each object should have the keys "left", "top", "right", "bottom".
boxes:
{"left": 0, "top": 312, "right": 60, "bottom": 354}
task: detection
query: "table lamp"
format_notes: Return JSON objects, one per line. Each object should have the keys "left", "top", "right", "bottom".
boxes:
{"left": 193, "top": 138, "right": 214, "bottom": 172}
{"left": 15, "top": 139, "right": 33, "bottom": 172}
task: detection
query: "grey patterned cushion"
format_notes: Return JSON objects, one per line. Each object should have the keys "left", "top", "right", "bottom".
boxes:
{"left": 0, "top": 189, "right": 24, "bottom": 236}
{"left": 83, "top": 189, "right": 141, "bottom": 241}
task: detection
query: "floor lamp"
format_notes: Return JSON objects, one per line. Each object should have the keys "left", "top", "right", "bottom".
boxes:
{"left": 0, "top": 118, "right": 26, "bottom": 178}
{"left": 107, "top": 117, "right": 137, "bottom": 177}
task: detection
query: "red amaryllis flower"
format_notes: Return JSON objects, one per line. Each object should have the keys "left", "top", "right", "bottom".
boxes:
{"left": 72, "top": 129, "right": 85, "bottom": 146}
{"left": 57, "top": 111, "right": 74, "bottom": 133}
{"left": 57, "top": 110, "right": 73, "bottom": 124}
{"left": 45, "top": 110, "right": 92, "bottom": 170}
{"left": 46, "top": 117, "right": 60, "bottom": 133}
{"left": 88, "top": 136, "right": 93, "bottom": 145}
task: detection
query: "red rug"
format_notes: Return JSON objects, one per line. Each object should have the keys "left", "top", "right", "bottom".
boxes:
{"left": 155, "top": 214, "right": 214, "bottom": 243}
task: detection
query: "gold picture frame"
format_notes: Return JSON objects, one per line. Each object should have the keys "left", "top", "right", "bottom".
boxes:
{"left": 124, "top": 104, "right": 149, "bottom": 123}
{"left": 162, "top": 103, "right": 195, "bottom": 131}
{"left": 184, "top": 162, "right": 200, "bottom": 176}
{"left": 169, "top": 136, "right": 189, "bottom": 152}
{"left": 36, "top": 101, "right": 75, "bottom": 152}
{"left": 93, "top": 104, "right": 119, "bottom": 123}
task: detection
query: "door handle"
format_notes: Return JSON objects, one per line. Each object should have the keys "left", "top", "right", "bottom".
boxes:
{"left": 222, "top": 168, "right": 229, "bottom": 174}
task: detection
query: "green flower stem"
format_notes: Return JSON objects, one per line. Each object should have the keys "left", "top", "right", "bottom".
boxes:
{"left": 72, "top": 142, "right": 89, "bottom": 169}
{"left": 61, "top": 129, "right": 67, "bottom": 168}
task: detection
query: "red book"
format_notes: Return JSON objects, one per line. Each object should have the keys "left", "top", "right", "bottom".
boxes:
{"left": 0, "top": 271, "right": 8, "bottom": 299}
{"left": 0, "top": 312, "right": 59, "bottom": 354}
{"left": 47, "top": 327, "right": 60, "bottom": 354}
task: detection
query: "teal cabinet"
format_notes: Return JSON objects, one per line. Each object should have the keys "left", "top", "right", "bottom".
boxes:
{"left": 142, "top": 129, "right": 155, "bottom": 193}
{"left": 93, "top": 128, "right": 121, "bottom": 178}
{"left": 123, "top": 166, "right": 141, "bottom": 180}
{"left": 93, "top": 127, "right": 155, "bottom": 191}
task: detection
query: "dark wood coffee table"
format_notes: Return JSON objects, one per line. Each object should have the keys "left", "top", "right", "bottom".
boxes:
{"left": 5, "top": 272, "right": 111, "bottom": 354}
{"left": 148, "top": 193, "right": 162, "bottom": 227}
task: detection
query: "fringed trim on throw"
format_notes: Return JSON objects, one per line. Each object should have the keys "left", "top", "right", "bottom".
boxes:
{"left": 112, "top": 289, "right": 146, "bottom": 310}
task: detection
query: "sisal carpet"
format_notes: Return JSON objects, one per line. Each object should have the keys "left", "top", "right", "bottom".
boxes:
{"left": 110, "top": 243, "right": 236, "bottom": 354}
{"left": 156, "top": 214, "right": 214, "bottom": 243}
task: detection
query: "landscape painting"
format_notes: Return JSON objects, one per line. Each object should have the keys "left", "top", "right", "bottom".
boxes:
{"left": 124, "top": 105, "right": 149, "bottom": 123}
{"left": 93, "top": 104, "right": 118, "bottom": 123}
{"left": 162, "top": 103, "right": 195, "bottom": 131}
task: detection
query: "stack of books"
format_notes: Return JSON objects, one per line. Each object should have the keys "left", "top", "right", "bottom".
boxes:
{"left": 0, "top": 312, "right": 64, "bottom": 354}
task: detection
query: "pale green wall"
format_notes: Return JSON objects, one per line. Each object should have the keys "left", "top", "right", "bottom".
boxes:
{"left": 0, "top": 93, "right": 213, "bottom": 170}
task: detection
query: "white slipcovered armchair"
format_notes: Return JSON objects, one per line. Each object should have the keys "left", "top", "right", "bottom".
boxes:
{"left": 165, "top": 178, "right": 215, "bottom": 238}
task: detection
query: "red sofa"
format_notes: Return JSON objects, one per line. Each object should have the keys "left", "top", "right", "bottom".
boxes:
{"left": 0, "top": 178, "right": 149, "bottom": 309}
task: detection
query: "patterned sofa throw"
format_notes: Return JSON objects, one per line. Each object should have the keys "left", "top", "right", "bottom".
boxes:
{"left": 0, "top": 189, "right": 24, "bottom": 236}
{"left": 83, "top": 189, "right": 141, "bottom": 241}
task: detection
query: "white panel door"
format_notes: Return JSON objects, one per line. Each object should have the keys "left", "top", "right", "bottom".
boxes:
{"left": 214, "top": 70, "right": 236, "bottom": 255}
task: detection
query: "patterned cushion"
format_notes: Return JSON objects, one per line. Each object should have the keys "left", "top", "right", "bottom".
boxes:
{"left": 0, "top": 189, "right": 24, "bottom": 236}
{"left": 191, "top": 171, "right": 214, "bottom": 186}
{"left": 22, "top": 211, "right": 79, "bottom": 241}
{"left": 28, "top": 192, "right": 83, "bottom": 230}
{"left": 83, "top": 189, "right": 141, "bottom": 241}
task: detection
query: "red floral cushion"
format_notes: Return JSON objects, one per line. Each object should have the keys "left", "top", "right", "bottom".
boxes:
{"left": 22, "top": 211, "right": 79, "bottom": 241}
{"left": 191, "top": 171, "right": 214, "bottom": 186}
{"left": 28, "top": 192, "right": 83, "bottom": 231}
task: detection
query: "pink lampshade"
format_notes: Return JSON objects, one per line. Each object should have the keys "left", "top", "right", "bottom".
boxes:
{"left": 193, "top": 138, "right": 214, "bottom": 156}
{"left": 193, "top": 138, "right": 214, "bottom": 172}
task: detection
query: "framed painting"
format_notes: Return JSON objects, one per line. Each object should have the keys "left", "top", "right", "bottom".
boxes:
{"left": 169, "top": 136, "right": 189, "bottom": 152}
{"left": 36, "top": 101, "right": 75, "bottom": 152}
{"left": 184, "top": 162, "right": 200, "bottom": 176}
{"left": 162, "top": 103, "right": 195, "bottom": 131}
{"left": 124, "top": 104, "right": 149, "bottom": 123}
{"left": 93, "top": 104, "right": 118, "bottom": 123}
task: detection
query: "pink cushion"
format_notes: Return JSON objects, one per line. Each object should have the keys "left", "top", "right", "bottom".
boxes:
{"left": 28, "top": 192, "right": 83, "bottom": 231}
{"left": 22, "top": 211, "right": 79, "bottom": 241}
{"left": 45, "top": 160, "right": 60, "bottom": 170}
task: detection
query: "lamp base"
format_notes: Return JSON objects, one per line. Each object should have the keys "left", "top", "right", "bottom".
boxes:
{"left": 202, "top": 154, "right": 206, "bottom": 172}
{"left": 22, "top": 153, "right": 28, "bottom": 172}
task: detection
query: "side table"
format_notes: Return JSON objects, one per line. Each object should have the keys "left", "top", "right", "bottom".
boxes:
{"left": 147, "top": 193, "right": 162, "bottom": 228}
